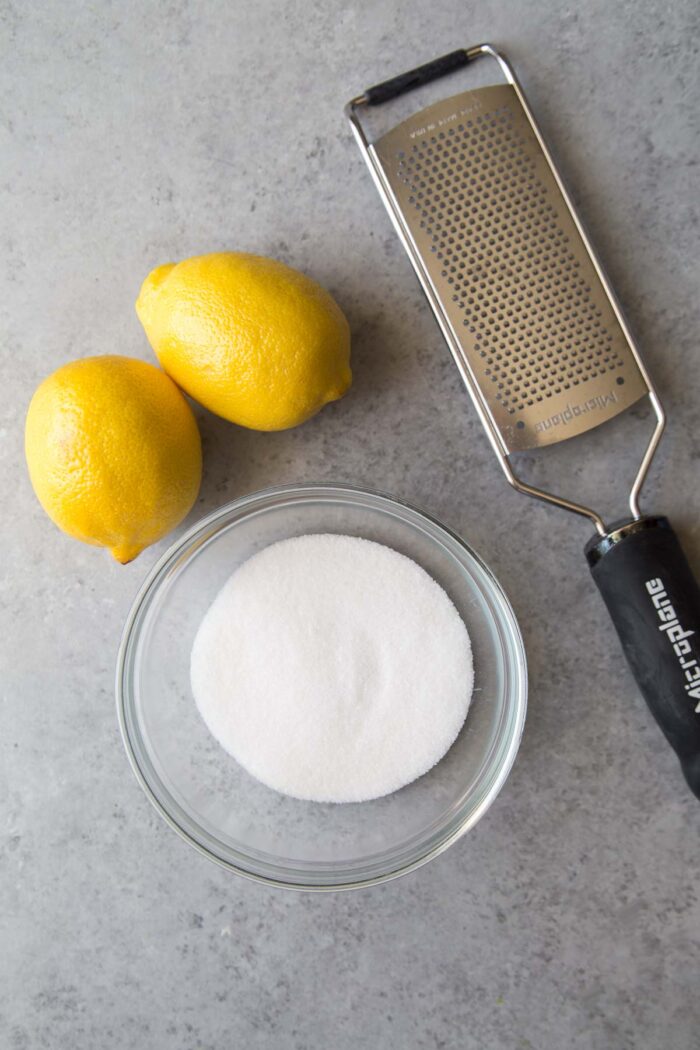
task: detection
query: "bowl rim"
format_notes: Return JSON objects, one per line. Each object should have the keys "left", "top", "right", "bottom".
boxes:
{"left": 116, "top": 481, "right": 527, "bottom": 891}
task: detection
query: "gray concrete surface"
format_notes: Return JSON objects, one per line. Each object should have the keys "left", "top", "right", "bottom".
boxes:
{"left": 2, "top": 1, "right": 699, "bottom": 1047}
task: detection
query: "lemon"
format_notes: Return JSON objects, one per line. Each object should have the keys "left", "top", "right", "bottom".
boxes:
{"left": 25, "top": 356, "right": 202, "bottom": 563}
{"left": 135, "top": 252, "right": 351, "bottom": 431}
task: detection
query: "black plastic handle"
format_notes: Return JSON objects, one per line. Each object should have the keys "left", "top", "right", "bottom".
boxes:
{"left": 363, "top": 49, "right": 471, "bottom": 106}
{"left": 586, "top": 516, "right": 700, "bottom": 798}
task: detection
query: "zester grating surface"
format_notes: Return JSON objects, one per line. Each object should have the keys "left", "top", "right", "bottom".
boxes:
{"left": 373, "top": 83, "right": 647, "bottom": 451}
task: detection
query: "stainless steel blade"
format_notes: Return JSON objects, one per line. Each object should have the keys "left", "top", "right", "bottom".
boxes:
{"left": 370, "top": 83, "right": 649, "bottom": 453}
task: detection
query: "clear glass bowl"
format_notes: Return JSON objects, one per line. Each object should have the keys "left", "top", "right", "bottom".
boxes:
{"left": 117, "top": 484, "right": 527, "bottom": 890}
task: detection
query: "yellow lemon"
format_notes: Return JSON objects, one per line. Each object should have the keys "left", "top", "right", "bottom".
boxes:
{"left": 25, "top": 356, "right": 202, "bottom": 563}
{"left": 135, "top": 252, "right": 351, "bottom": 430}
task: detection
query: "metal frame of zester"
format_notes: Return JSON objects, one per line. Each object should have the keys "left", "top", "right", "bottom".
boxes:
{"left": 346, "top": 43, "right": 666, "bottom": 536}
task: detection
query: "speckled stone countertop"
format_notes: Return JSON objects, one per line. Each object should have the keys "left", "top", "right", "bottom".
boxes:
{"left": 2, "top": 2, "right": 699, "bottom": 1047}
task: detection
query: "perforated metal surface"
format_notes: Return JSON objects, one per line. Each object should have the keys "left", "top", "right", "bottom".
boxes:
{"left": 372, "top": 84, "right": 648, "bottom": 451}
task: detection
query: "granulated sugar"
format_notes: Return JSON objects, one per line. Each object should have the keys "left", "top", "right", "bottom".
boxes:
{"left": 190, "top": 534, "right": 473, "bottom": 803}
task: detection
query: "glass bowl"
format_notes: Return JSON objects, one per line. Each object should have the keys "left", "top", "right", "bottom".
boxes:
{"left": 116, "top": 484, "right": 527, "bottom": 890}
